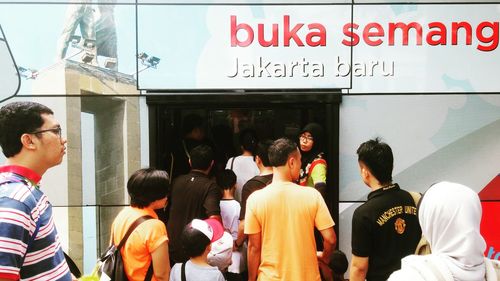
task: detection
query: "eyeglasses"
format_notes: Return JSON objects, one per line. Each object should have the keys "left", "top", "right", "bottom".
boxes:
{"left": 30, "top": 126, "right": 62, "bottom": 138}
{"left": 299, "top": 134, "right": 314, "bottom": 142}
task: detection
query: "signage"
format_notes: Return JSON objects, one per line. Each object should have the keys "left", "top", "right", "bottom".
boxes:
{"left": 137, "top": 3, "right": 500, "bottom": 93}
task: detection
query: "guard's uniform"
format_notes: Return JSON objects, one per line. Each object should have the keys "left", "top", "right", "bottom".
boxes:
{"left": 351, "top": 183, "right": 422, "bottom": 281}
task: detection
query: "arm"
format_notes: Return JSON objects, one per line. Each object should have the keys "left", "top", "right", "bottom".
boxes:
{"left": 205, "top": 183, "right": 222, "bottom": 222}
{"left": 318, "top": 227, "right": 336, "bottom": 265}
{"left": 349, "top": 254, "right": 369, "bottom": 281}
{"left": 310, "top": 162, "right": 327, "bottom": 198}
{"left": 247, "top": 233, "right": 262, "bottom": 281}
{"left": 151, "top": 241, "right": 170, "bottom": 281}
{"left": 235, "top": 220, "right": 247, "bottom": 248}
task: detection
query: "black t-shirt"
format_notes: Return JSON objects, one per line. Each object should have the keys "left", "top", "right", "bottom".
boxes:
{"left": 239, "top": 174, "right": 273, "bottom": 220}
{"left": 351, "top": 184, "right": 421, "bottom": 281}
{"left": 166, "top": 170, "right": 221, "bottom": 264}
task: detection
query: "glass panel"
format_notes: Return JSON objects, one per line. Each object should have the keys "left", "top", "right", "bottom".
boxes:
{"left": 0, "top": 3, "right": 137, "bottom": 96}
{"left": 0, "top": 25, "right": 20, "bottom": 102}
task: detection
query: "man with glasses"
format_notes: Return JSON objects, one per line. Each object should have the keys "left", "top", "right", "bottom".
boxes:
{"left": 0, "top": 101, "right": 73, "bottom": 280}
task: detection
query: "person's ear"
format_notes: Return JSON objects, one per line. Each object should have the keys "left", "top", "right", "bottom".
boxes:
{"left": 20, "top": 133, "right": 36, "bottom": 150}
{"left": 361, "top": 166, "right": 371, "bottom": 181}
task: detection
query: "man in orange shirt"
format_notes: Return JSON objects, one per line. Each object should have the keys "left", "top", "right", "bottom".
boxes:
{"left": 244, "top": 138, "right": 337, "bottom": 281}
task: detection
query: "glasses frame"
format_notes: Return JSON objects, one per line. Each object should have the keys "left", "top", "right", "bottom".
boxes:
{"left": 299, "top": 134, "right": 314, "bottom": 142}
{"left": 30, "top": 126, "right": 62, "bottom": 138}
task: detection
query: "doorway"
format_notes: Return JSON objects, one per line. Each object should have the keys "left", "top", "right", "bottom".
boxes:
{"left": 146, "top": 93, "right": 340, "bottom": 224}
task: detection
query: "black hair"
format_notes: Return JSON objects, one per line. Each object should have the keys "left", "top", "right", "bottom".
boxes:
{"left": 255, "top": 140, "right": 273, "bottom": 167}
{"left": 127, "top": 168, "right": 170, "bottom": 208}
{"left": 189, "top": 145, "right": 214, "bottom": 170}
{"left": 181, "top": 221, "right": 211, "bottom": 258}
{"left": 356, "top": 137, "right": 393, "bottom": 184}
{"left": 268, "top": 138, "right": 298, "bottom": 167}
{"left": 330, "top": 250, "right": 348, "bottom": 275}
{"left": 216, "top": 169, "right": 237, "bottom": 190}
{"left": 239, "top": 128, "right": 258, "bottom": 154}
{"left": 0, "top": 101, "right": 54, "bottom": 157}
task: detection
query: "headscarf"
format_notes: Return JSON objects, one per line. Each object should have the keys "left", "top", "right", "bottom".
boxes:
{"left": 299, "top": 123, "right": 325, "bottom": 173}
{"left": 419, "top": 181, "right": 486, "bottom": 281}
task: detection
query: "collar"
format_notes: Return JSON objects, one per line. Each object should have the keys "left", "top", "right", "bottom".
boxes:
{"left": 189, "top": 170, "right": 209, "bottom": 177}
{"left": 0, "top": 165, "right": 42, "bottom": 184}
{"left": 367, "top": 183, "right": 400, "bottom": 200}
{"left": 131, "top": 206, "right": 159, "bottom": 219}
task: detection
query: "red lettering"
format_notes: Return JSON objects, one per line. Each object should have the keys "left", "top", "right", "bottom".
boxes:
{"left": 258, "top": 24, "right": 279, "bottom": 47}
{"left": 230, "top": 15, "right": 325, "bottom": 47}
{"left": 284, "top": 15, "right": 304, "bottom": 46}
{"left": 231, "top": 15, "right": 254, "bottom": 47}
{"left": 477, "top": 21, "right": 499, "bottom": 51}
{"left": 452, "top": 22, "right": 472, "bottom": 46}
{"left": 363, "top": 22, "right": 384, "bottom": 46}
{"left": 427, "top": 22, "right": 447, "bottom": 46}
{"left": 342, "top": 23, "right": 360, "bottom": 46}
{"left": 306, "top": 23, "right": 327, "bottom": 46}
{"left": 388, "top": 22, "right": 423, "bottom": 45}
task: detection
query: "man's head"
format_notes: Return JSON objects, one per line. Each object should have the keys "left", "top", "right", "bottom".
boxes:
{"left": 0, "top": 101, "right": 54, "bottom": 157}
{"left": 239, "top": 128, "right": 258, "bottom": 154}
{"left": 255, "top": 139, "right": 273, "bottom": 168}
{"left": 216, "top": 169, "right": 236, "bottom": 191}
{"left": 189, "top": 145, "right": 214, "bottom": 171}
{"left": 181, "top": 219, "right": 224, "bottom": 258}
{"left": 356, "top": 137, "right": 393, "bottom": 186}
{"left": 268, "top": 138, "right": 301, "bottom": 181}
{"left": 0, "top": 101, "right": 66, "bottom": 172}
{"left": 127, "top": 168, "right": 169, "bottom": 209}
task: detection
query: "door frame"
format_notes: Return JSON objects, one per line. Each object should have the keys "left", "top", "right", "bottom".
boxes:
{"left": 146, "top": 92, "right": 341, "bottom": 232}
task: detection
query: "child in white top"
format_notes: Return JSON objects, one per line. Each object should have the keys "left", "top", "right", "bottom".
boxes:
{"left": 216, "top": 169, "right": 244, "bottom": 280}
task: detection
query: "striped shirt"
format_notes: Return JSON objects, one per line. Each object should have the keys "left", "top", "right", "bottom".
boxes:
{"left": 0, "top": 165, "right": 72, "bottom": 281}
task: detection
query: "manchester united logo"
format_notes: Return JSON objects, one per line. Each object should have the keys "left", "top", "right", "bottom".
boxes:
{"left": 394, "top": 217, "right": 406, "bottom": 234}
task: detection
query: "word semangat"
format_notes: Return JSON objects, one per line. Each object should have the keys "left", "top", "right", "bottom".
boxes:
{"left": 230, "top": 15, "right": 499, "bottom": 51}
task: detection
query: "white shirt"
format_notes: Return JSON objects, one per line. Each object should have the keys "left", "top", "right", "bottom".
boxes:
{"left": 225, "top": 155, "right": 259, "bottom": 202}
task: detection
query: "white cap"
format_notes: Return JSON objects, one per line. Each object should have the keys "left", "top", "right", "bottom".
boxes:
{"left": 190, "top": 218, "right": 224, "bottom": 242}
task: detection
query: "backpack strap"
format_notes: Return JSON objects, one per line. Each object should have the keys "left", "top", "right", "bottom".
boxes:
{"left": 115, "top": 216, "right": 154, "bottom": 280}
{"left": 230, "top": 157, "right": 236, "bottom": 171}
{"left": 181, "top": 262, "right": 187, "bottom": 281}
{"left": 116, "top": 215, "right": 153, "bottom": 250}
{"left": 144, "top": 262, "right": 153, "bottom": 281}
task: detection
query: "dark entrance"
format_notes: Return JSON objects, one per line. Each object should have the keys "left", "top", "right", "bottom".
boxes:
{"left": 146, "top": 93, "right": 341, "bottom": 226}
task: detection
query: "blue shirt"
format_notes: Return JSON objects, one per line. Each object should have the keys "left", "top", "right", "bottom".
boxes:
{"left": 0, "top": 165, "right": 72, "bottom": 281}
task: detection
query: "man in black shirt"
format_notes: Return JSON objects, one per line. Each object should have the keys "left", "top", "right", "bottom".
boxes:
{"left": 167, "top": 145, "right": 222, "bottom": 265}
{"left": 350, "top": 138, "right": 421, "bottom": 281}
{"left": 236, "top": 140, "right": 274, "bottom": 248}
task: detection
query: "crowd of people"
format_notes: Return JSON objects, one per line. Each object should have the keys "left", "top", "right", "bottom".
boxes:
{"left": 0, "top": 101, "right": 497, "bottom": 281}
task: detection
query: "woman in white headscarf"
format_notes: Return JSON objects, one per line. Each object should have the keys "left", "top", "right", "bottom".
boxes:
{"left": 388, "top": 181, "right": 500, "bottom": 281}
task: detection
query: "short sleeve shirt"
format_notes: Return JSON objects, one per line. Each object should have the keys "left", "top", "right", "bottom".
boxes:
{"left": 167, "top": 171, "right": 221, "bottom": 263}
{"left": 245, "top": 181, "right": 335, "bottom": 281}
{"left": 170, "top": 260, "right": 225, "bottom": 281}
{"left": 239, "top": 174, "right": 273, "bottom": 220}
{"left": 0, "top": 165, "right": 72, "bottom": 281}
{"left": 112, "top": 206, "right": 168, "bottom": 281}
{"left": 351, "top": 184, "right": 422, "bottom": 281}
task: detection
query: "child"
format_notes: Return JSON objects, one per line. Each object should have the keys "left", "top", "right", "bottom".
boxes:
{"left": 319, "top": 250, "right": 349, "bottom": 281}
{"left": 216, "top": 169, "right": 243, "bottom": 281}
{"left": 170, "top": 219, "right": 225, "bottom": 281}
